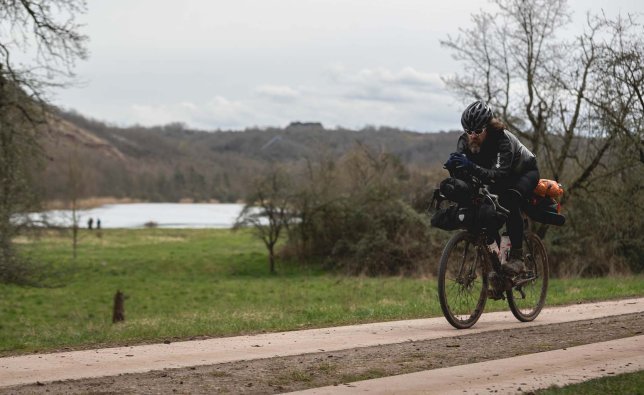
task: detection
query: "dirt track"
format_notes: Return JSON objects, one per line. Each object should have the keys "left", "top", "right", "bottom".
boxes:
{"left": 1, "top": 298, "right": 643, "bottom": 394}
{"left": 295, "top": 335, "right": 644, "bottom": 394}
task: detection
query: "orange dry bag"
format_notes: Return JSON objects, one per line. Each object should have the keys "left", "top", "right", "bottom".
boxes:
{"left": 534, "top": 179, "right": 564, "bottom": 199}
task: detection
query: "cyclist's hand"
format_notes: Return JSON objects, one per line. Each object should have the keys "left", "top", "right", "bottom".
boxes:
{"left": 444, "top": 152, "right": 462, "bottom": 170}
{"left": 448, "top": 153, "right": 473, "bottom": 170}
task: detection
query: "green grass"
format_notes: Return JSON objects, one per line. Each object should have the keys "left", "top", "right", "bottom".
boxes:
{"left": 535, "top": 370, "right": 644, "bottom": 394}
{"left": 1, "top": 228, "right": 642, "bottom": 355}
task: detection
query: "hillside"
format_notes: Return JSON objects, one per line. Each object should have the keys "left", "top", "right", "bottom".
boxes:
{"left": 36, "top": 110, "right": 460, "bottom": 203}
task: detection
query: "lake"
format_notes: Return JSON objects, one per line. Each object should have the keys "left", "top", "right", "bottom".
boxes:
{"left": 32, "top": 203, "right": 247, "bottom": 229}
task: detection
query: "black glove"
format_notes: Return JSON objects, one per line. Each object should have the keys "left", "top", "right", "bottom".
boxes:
{"left": 444, "top": 152, "right": 473, "bottom": 170}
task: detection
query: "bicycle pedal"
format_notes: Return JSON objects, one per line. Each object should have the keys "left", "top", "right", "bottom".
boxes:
{"left": 487, "top": 289, "right": 505, "bottom": 300}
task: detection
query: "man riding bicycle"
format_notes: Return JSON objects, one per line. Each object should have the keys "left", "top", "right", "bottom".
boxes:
{"left": 444, "top": 100, "right": 540, "bottom": 275}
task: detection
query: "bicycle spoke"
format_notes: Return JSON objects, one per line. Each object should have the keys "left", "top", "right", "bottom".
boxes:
{"left": 438, "top": 231, "right": 488, "bottom": 328}
{"left": 507, "top": 233, "right": 549, "bottom": 321}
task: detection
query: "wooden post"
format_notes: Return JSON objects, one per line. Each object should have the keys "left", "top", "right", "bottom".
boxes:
{"left": 112, "top": 290, "right": 125, "bottom": 323}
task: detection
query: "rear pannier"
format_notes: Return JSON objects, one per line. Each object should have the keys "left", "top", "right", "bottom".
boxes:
{"left": 524, "top": 179, "right": 566, "bottom": 226}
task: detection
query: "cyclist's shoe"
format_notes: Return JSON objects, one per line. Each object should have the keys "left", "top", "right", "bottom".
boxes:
{"left": 502, "top": 248, "right": 526, "bottom": 275}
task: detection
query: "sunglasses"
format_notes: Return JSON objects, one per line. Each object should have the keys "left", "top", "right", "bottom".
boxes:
{"left": 465, "top": 128, "right": 485, "bottom": 135}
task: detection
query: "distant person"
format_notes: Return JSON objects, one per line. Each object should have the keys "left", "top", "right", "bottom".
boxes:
{"left": 96, "top": 218, "right": 101, "bottom": 230}
{"left": 87, "top": 217, "right": 94, "bottom": 230}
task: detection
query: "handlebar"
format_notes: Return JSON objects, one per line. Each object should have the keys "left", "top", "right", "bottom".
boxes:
{"left": 444, "top": 166, "right": 510, "bottom": 217}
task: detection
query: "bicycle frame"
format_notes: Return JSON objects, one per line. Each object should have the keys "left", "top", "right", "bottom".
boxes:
{"left": 464, "top": 213, "right": 542, "bottom": 300}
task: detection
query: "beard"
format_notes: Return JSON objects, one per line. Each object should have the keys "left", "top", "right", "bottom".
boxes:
{"left": 468, "top": 139, "right": 482, "bottom": 154}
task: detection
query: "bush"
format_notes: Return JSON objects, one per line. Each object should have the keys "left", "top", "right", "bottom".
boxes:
{"left": 330, "top": 199, "right": 434, "bottom": 275}
{"left": 284, "top": 145, "right": 438, "bottom": 276}
{"left": 543, "top": 168, "right": 643, "bottom": 277}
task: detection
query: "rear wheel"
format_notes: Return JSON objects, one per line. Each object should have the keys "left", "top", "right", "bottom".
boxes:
{"left": 507, "top": 233, "right": 549, "bottom": 321}
{"left": 438, "top": 231, "right": 488, "bottom": 329}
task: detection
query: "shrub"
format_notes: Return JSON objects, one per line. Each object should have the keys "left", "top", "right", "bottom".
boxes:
{"left": 284, "top": 145, "right": 437, "bottom": 276}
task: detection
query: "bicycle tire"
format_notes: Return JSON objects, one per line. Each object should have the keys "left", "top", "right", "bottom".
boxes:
{"left": 507, "top": 232, "right": 549, "bottom": 321}
{"left": 438, "top": 230, "right": 488, "bottom": 329}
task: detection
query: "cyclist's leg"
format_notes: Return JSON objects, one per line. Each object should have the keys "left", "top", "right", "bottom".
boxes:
{"left": 500, "top": 189, "right": 524, "bottom": 249}
{"left": 500, "top": 169, "right": 540, "bottom": 250}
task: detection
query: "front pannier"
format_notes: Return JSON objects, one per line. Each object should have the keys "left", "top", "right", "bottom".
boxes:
{"left": 430, "top": 205, "right": 473, "bottom": 231}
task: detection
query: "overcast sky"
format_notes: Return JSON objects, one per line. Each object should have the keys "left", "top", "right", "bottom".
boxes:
{"left": 50, "top": 0, "right": 643, "bottom": 132}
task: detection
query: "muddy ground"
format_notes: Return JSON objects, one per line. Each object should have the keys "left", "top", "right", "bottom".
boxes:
{"left": 3, "top": 312, "right": 642, "bottom": 394}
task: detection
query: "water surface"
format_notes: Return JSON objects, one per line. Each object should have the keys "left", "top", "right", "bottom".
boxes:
{"left": 33, "top": 203, "right": 246, "bottom": 229}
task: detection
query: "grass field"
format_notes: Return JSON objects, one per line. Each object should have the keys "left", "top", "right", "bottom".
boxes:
{"left": 1, "top": 228, "right": 642, "bottom": 356}
{"left": 535, "top": 370, "right": 644, "bottom": 394}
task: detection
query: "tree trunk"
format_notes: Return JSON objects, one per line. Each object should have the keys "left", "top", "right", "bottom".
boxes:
{"left": 112, "top": 291, "right": 125, "bottom": 323}
{"left": 268, "top": 244, "right": 276, "bottom": 274}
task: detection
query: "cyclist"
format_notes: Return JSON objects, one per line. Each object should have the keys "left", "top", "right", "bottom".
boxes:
{"left": 444, "top": 100, "right": 540, "bottom": 275}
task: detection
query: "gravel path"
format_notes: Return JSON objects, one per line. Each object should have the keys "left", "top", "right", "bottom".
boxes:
{"left": 293, "top": 335, "right": 644, "bottom": 394}
{"left": 1, "top": 298, "right": 642, "bottom": 394}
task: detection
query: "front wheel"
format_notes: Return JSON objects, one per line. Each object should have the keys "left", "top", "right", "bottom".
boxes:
{"left": 507, "top": 232, "right": 549, "bottom": 321}
{"left": 438, "top": 231, "right": 488, "bottom": 329}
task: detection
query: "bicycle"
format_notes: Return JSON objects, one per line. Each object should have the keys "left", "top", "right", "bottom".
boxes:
{"left": 432, "top": 174, "right": 555, "bottom": 329}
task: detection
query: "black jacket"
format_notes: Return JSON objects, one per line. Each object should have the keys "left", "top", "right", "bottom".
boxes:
{"left": 456, "top": 130, "right": 537, "bottom": 184}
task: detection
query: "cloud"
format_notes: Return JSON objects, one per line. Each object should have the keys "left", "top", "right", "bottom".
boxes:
{"left": 297, "top": 66, "right": 460, "bottom": 130}
{"left": 130, "top": 96, "right": 257, "bottom": 130}
{"left": 327, "top": 65, "right": 447, "bottom": 102}
{"left": 255, "top": 85, "right": 300, "bottom": 101}
{"left": 354, "top": 67, "right": 443, "bottom": 88}
{"left": 126, "top": 67, "right": 462, "bottom": 132}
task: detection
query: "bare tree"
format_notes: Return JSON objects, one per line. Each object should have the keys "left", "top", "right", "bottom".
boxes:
{"left": 442, "top": 1, "right": 643, "bottom": 273}
{"left": 582, "top": 13, "right": 643, "bottom": 167}
{"left": 67, "top": 144, "right": 85, "bottom": 259}
{"left": 0, "top": 1, "right": 88, "bottom": 99}
{"left": 0, "top": 78, "right": 42, "bottom": 283}
{"left": 0, "top": 1, "right": 88, "bottom": 283}
{"left": 235, "top": 167, "right": 294, "bottom": 274}
{"left": 440, "top": 0, "right": 642, "bottom": 200}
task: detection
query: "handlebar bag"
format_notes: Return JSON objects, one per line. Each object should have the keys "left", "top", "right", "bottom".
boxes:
{"left": 439, "top": 177, "right": 472, "bottom": 205}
